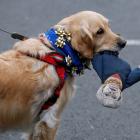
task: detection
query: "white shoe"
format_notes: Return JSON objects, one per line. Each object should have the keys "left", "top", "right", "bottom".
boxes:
{"left": 96, "top": 83, "right": 122, "bottom": 108}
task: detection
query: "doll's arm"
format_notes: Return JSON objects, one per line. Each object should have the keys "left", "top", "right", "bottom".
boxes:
{"left": 125, "top": 67, "right": 140, "bottom": 88}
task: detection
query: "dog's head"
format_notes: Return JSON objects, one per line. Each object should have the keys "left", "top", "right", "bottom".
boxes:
{"left": 56, "top": 11, "right": 126, "bottom": 59}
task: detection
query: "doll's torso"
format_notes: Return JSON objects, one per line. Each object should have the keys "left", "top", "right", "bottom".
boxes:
{"left": 92, "top": 51, "right": 131, "bottom": 86}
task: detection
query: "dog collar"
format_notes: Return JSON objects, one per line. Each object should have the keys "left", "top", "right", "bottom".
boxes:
{"left": 41, "top": 27, "right": 85, "bottom": 75}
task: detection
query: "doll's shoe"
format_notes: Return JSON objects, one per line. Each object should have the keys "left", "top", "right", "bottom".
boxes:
{"left": 96, "top": 83, "right": 122, "bottom": 108}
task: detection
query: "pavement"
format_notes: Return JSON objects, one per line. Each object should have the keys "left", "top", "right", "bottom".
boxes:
{"left": 0, "top": 0, "right": 140, "bottom": 140}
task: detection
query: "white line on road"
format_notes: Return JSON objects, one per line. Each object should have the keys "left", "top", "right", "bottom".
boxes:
{"left": 127, "top": 40, "right": 140, "bottom": 46}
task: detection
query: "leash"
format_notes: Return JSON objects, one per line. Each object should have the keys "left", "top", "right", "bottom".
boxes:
{"left": 0, "top": 27, "right": 28, "bottom": 41}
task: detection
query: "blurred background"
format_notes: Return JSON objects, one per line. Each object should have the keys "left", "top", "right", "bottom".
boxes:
{"left": 0, "top": 0, "right": 140, "bottom": 140}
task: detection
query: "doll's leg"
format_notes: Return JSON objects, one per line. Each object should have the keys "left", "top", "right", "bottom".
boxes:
{"left": 125, "top": 67, "right": 140, "bottom": 88}
{"left": 96, "top": 74, "right": 123, "bottom": 108}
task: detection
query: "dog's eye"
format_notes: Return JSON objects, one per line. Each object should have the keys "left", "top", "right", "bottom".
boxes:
{"left": 96, "top": 28, "right": 104, "bottom": 35}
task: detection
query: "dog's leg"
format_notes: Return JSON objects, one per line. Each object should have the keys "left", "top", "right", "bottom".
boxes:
{"left": 28, "top": 121, "right": 58, "bottom": 140}
{"left": 27, "top": 104, "right": 59, "bottom": 140}
{"left": 54, "top": 76, "right": 75, "bottom": 117}
{"left": 27, "top": 76, "right": 75, "bottom": 140}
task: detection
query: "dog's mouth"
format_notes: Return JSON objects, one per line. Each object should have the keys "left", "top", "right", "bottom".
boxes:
{"left": 102, "top": 38, "right": 127, "bottom": 52}
{"left": 112, "top": 45, "right": 123, "bottom": 52}
{"left": 107, "top": 38, "right": 127, "bottom": 52}
{"left": 114, "top": 43, "right": 127, "bottom": 52}
{"left": 95, "top": 45, "right": 121, "bottom": 53}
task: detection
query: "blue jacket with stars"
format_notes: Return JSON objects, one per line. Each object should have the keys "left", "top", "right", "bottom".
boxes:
{"left": 92, "top": 51, "right": 140, "bottom": 90}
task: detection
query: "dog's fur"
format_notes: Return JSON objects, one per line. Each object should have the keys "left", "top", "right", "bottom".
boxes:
{"left": 0, "top": 11, "right": 124, "bottom": 140}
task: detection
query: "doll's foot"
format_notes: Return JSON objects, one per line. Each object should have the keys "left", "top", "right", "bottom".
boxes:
{"left": 96, "top": 84, "right": 122, "bottom": 108}
{"left": 96, "top": 83, "right": 122, "bottom": 108}
{"left": 96, "top": 74, "right": 123, "bottom": 108}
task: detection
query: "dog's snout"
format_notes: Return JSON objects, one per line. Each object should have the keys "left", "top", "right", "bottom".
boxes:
{"left": 117, "top": 38, "right": 127, "bottom": 48}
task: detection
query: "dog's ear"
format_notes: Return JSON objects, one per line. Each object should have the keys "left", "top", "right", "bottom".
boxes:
{"left": 70, "top": 21, "right": 94, "bottom": 59}
{"left": 80, "top": 21, "right": 93, "bottom": 43}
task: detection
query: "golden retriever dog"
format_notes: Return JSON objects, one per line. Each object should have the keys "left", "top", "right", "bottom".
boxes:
{"left": 0, "top": 11, "right": 126, "bottom": 140}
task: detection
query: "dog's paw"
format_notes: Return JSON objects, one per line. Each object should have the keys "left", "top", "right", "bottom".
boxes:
{"left": 31, "top": 121, "right": 48, "bottom": 140}
{"left": 20, "top": 133, "right": 30, "bottom": 140}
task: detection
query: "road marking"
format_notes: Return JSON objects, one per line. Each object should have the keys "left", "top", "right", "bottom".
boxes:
{"left": 127, "top": 40, "right": 140, "bottom": 46}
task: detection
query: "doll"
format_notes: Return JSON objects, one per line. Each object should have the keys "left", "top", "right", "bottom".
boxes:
{"left": 92, "top": 50, "right": 140, "bottom": 108}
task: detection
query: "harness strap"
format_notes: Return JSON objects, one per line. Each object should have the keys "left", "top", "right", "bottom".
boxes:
{"left": 39, "top": 52, "right": 66, "bottom": 110}
{"left": 40, "top": 52, "right": 64, "bottom": 65}
{"left": 41, "top": 66, "right": 65, "bottom": 110}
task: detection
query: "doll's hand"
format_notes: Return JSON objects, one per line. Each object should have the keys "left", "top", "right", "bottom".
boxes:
{"left": 96, "top": 83, "right": 122, "bottom": 108}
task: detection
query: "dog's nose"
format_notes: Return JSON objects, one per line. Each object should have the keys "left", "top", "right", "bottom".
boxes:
{"left": 117, "top": 38, "right": 127, "bottom": 48}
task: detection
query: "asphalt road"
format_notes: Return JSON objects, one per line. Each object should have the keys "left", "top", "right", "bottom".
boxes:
{"left": 0, "top": 0, "right": 140, "bottom": 140}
